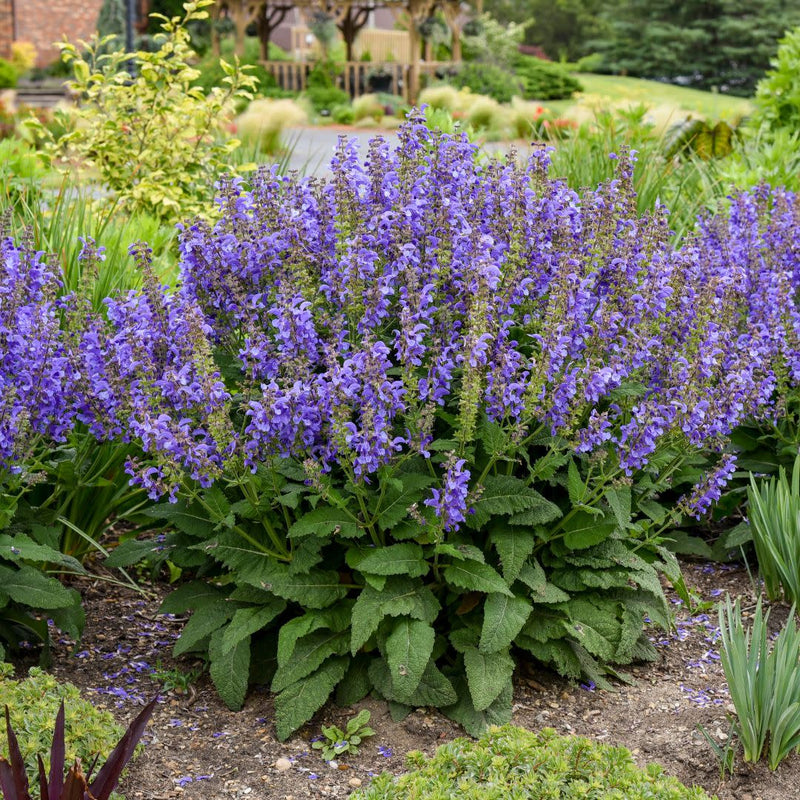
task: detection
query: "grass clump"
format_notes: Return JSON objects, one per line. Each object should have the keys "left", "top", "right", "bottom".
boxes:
{"left": 0, "top": 664, "right": 125, "bottom": 783}
{"left": 353, "top": 725, "right": 714, "bottom": 799}
{"left": 236, "top": 97, "right": 307, "bottom": 154}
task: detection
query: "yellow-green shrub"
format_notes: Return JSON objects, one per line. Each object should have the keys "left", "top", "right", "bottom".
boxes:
{"left": 0, "top": 664, "right": 125, "bottom": 783}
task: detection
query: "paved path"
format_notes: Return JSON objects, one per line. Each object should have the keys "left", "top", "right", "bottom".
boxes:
{"left": 275, "top": 126, "right": 540, "bottom": 177}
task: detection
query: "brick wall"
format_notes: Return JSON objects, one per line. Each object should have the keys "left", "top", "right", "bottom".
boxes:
{"left": 0, "top": 0, "right": 12, "bottom": 62}
{"left": 15, "top": 0, "right": 105, "bottom": 67}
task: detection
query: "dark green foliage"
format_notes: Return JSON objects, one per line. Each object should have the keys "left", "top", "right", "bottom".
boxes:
{"left": 592, "top": 0, "right": 800, "bottom": 96}
{"left": 485, "top": 0, "right": 609, "bottom": 62}
{"left": 96, "top": 0, "right": 126, "bottom": 53}
{"left": 513, "top": 55, "right": 583, "bottom": 100}
{"left": 447, "top": 63, "right": 524, "bottom": 103}
{"left": 125, "top": 426, "right": 686, "bottom": 741}
{"left": 352, "top": 725, "right": 714, "bottom": 799}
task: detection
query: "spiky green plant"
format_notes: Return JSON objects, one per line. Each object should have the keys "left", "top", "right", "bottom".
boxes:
{"left": 747, "top": 455, "right": 800, "bottom": 604}
{"left": 718, "top": 596, "right": 800, "bottom": 769}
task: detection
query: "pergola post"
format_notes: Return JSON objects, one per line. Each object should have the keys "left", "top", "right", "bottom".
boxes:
{"left": 406, "top": 0, "right": 434, "bottom": 105}
{"left": 442, "top": 0, "right": 462, "bottom": 62}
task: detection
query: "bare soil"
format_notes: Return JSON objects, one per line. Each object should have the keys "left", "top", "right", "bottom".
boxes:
{"left": 16, "top": 561, "right": 800, "bottom": 800}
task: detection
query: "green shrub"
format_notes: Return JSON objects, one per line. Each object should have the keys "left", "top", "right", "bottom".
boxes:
{"left": 752, "top": 26, "right": 800, "bottom": 135}
{"left": 0, "top": 58, "right": 17, "bottom": 89}
{"left": 353, "top": 725, "right": 714, "bottom": 799}
{"left": 331, "top": 104, "right": 355, "bottom": 124}
{"left": 352, "top": 93, "right": 384, "bottom": 123}
{"left": 0, "top": 664, "right": 125, "bottom": 783}
{"left": 447, "top": 62, "right": 523, "bottom": 104}
{"left": 718, "top": 596, "right": 800, "bottom": 770}
{"left": 305, "top": 85, "right": 350, "bottom": 114}
{"left": 514, "top": 55, "right": 583, "bottom": 101}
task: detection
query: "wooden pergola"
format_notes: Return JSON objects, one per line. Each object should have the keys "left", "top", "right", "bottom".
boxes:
{"left": 210, "top": 0, "right": 472, "bottom": 103}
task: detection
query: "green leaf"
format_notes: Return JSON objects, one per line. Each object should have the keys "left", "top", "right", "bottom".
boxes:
{"left": 473, "top": 476, "right": 559, "bottom": 523}
{"left": 271, "top": 629, "right": 350, "bottom": 693}
{"left": 567, "top": 460, "right": 585, "bottom": 505}
{"left": 444, "top": 675, "right": 512, "bottom": 737}
{"left": 377, "top": 474, "right": 434, "bottom": 530}
{"left": 463, "top": 647, "right": 515, "bottom": 711}
{"left": 209, "top": 628, "right": 250, "bottom": 710}
{"left": 516, "top": 560, "right": 547, "bottom": 593}
{"left": 478, "top": 417, "right": 507, "bottom": 455}
{"left": 385, "top": 618, "right": 436, "bottom": 697}
{"left": 288, "top": 506, "right": 360, "bottom": 539}
{"left": 104, "top": 537, "right": 164, "bottom": 568}
{"left": 174, "top": 600, "right": 236, "bottom": 656}
{"left": 141, "top": 500, "right": 215, "bottom": 537}
{"left": 443, "top": 560, "right": 513, "bottom": 596}
{"left": 480, "top": 593, "right": 531, "bottom": 653}
{"left": 277, "top": 604, "right": 352, "bottom": 665}
{"left": 356, "top": 543, "right": 429, "bottom": 578}
{"left": 351, "top": 578, "right": 440, "bottom": 654}
{"left": 562, "top": 511, "right": 617, "bottom": 550}
{"left": 221, "top": 601, "right": 285, "bottom": 654}
{"left": 605, "top": 486, "right": 632, "bottom": 529}
{"left": 0, "top": 534, "right": 84, "bottom": 572}
{"left": 274, "top": 656, "right": 349, "bottom": 740}
{"left": 490, "top": 526, "right": 536, "bottom": 583}
{"left": 160, "top": 580, "right": 227, "bottom": 614}
{"left": 269, "top": 569, "right": 348, "bottom": 609}
{"left": 0, "top": 565, "right": 76, "bottom": 609}
{"left": 335, "top": 654, "right": 372, "bottom": 706}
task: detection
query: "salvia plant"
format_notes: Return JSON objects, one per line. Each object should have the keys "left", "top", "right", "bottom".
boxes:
{"left": 3, "top": 116, "right": 800, "bottom": 739}
{"left": 718, "top": 596, "right": 800, "bottom": 769}
{"left": 0, "top": 697, "right": 156, "bottom": 800}
{"left": 747, "top": 454, "right": 800, "bottom": 604}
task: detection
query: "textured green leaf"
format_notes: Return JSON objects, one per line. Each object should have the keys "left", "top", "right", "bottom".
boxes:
{"left": 520, "top": 607, "right": 569, "bottom": 643}
{"left": 568, "top": 597, "right": 620, "bottom": 662}
{"left": 478, "top": 417, "right": 507, "bottom": 455}
{"left": 0, "top": 565, "right": 76, "bottom": 609}
{"left": 174, "top": 600, "right": 235, "bottom": 656}
{"left": 351, "top": 578, "right": 440, "bottom": 654}
{"left": 277, "top": 604, "right": 353, "bottom": 665}
{"left": 141, "top": 500, "right": 215, "bottom": 537}
{"left": 562, "top": 511, "right": 617, "bottom": 550}
{"left": 490, "top": 526, "right": 536, "bottom": 583}
{"left": 357, "top": 543, "right": 429, "bottom": 578}
{"left": 335, "top": 654, "right": 372, "bottom": 706}
{"left": 463, "top": 647, "right": 515, "bottom": 711}
{"left": 0, "top": 534, "right": 83, "bottom": 572}
{"left": 517, "top": 560, "right": 547, "bottom": 593}
{"left": 221, "top": 601, "right": 285, "bottom": 654}
{"left": 272, "top": 629, "right": 350, "bottom": 692}
{"left": 288, "top": 507, "right": 360, "bottom": 539}
{"left": 49, "top": 596, "right": 85, "bottom": 641}
{"left": 473, "top": 476, "right": 559, "bottom": 522}
{"left": 567, "top": 460, "right": 585, "bottom": 505}
{"left": 443, "top": 561, "right": 513, "bottom": 596}
{"left": 444, "top": 675, "right": 512, "bottom": 737}
{"left": 269, "top": 569, "right": 348, "bottom": 609}
{"left": 385, "top": 618, "right": 435, "bottom": 697}
{"left": 160, "top": 580, "right": 227, "bottom": 614}
{"left": 274, "top": 656, "right": 349, "bottom": 741}
{"left": 377, "top": 474, "right": 434, "bottom": 530}
{"left": 105, "top": 537, "right": 164, "bottom": 568}
{"left": 369, "top": 658, "right": 457, "bottom": 707}
{"left": 605, "top": 486, "right": 632, "bottom": 529}
{"left": 209, "top": 628, "right": 250, "bottom": 710}
{"left": 480, "top": 593, "right": 531, "bottom": 653}
{"left": 288, "top": 537, "right": 325, "bottom": 575}
{"left": 529, "top": 582, "right": 570, "bottom": 604}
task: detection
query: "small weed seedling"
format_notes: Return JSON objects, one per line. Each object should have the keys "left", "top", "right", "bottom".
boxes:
{"left": 152, "top": 661, "right": 203, "bottom": 694}
{"left": 312, "top": 709, "right": 376, "bottom": 761}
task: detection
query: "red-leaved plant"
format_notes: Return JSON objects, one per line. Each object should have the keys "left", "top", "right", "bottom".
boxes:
{"left": 0, "top": 697, "right": 156, "bottom": 800}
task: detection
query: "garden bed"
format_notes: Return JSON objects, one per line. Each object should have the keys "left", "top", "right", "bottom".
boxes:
{"left": 13, "top": 560, "right": 794, "bottom": 800}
